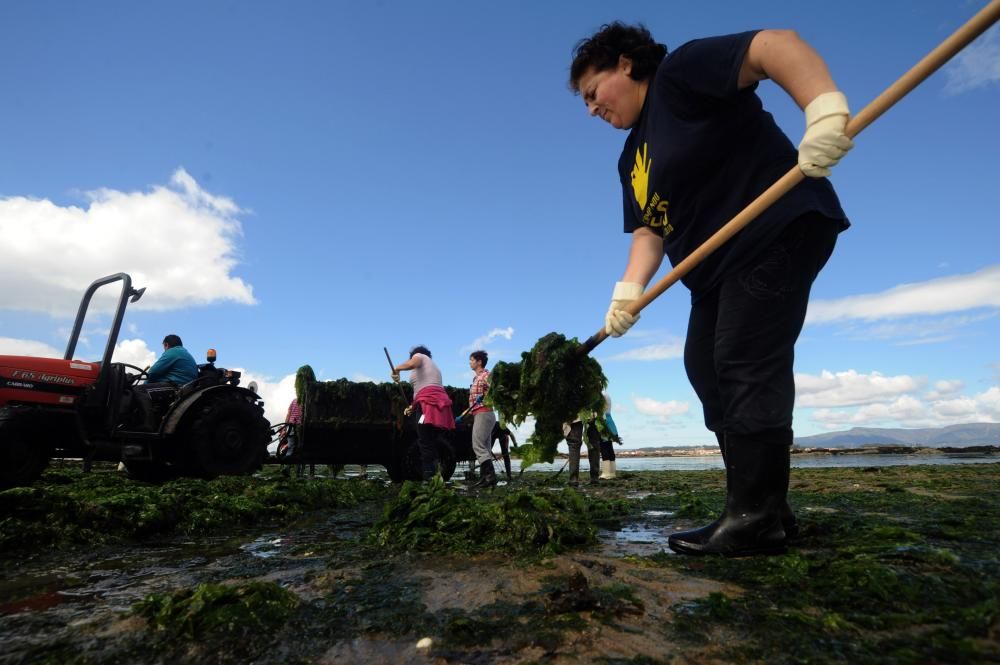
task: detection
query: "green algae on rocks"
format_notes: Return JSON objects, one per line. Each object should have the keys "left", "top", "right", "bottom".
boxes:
{"left": 2, "top": 464, "right": 997, "bottom": 664}
{"left": 368, "top": 475, "right": 602, "bottom": 556}
{"left": 0, "top": 464, "right": 384, "bottom": 555}
{"left": 487, "top": 332, "right": 608, "bottom": 467}
{"left": 135, "top": 581, "right": 298, "bottom": 639}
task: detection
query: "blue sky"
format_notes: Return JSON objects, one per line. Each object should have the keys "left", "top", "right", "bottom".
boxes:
{"left": 2, "top": 1, "right": 998, "bottom": 448}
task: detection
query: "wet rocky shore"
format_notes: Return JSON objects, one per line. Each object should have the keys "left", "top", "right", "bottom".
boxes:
{"left": 1, "top": 461, "right": 997, "bottom": 664}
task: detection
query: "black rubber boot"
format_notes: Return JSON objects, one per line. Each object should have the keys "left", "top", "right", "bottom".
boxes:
{"left": 471, "top": 460, "right": 496, "bottom": 488}
{"left": 715, "top": 431, "right": 799, "bottom": 539}
{"left": 668, "top": 435, "right": 788, "bottom": 557}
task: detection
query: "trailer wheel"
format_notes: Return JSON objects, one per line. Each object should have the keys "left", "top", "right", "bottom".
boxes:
{"left": 124, "top": 460, "right": 178, "bottom": 484}
{"left": 385, "top": 458, "right": 405, "bottom": 483}
{"left": 0, "top": 410, "right": 50, "bottom": 490}
{"left": 187, "top": 394, "right": 270, "bottom": 478}
{"left": 402, "top": 438, "right": 456, "bottom": 481}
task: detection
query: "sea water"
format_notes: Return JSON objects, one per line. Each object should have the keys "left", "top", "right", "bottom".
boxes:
{"left": 507, "top": 451, "right": 998, "bottom": 473}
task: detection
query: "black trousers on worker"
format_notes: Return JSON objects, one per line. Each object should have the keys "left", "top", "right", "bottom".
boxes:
{"left": 684, "top": 213, "right": 841, "bottom": 439}
{"left": 598, "top": 440, "right": 615, "bottom": 461}
{"left": 416, "top": 423, "right": 444, "bottom": 480}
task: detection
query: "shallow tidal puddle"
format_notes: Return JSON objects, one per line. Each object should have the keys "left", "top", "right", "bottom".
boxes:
{"left": 0, "top": 510, "right": 369, "bottom": 662}
{"left": 597, "top": 509, "right": 676, "bottom": 557}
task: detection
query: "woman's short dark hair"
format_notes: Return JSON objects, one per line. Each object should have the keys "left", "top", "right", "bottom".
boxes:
{"left": 163, "top": 334, "right": 183, "bottom": 348}
{"left": 410, "top": 345, "right": 431, "bottom": 359}
{"left": 470, "top": 350, "right": 488, "bottom": 368}
{"left": 569, "top": 22, "right": 667, "bottom": 92}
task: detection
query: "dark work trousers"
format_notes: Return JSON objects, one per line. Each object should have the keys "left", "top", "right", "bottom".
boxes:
{"left": 490, "top": 422, "right": 513, "bottom": 479}
{"left": 599, "top": 440, "right": 615, "bottom": 461}
{"left": 416, "top": 423, "right": 444, "bottom": 480}
{"left": 684, "top": 213, "right": 841, "bottom": 439}
{"left": 567, "top": 421, "right": 600, "bottom": 481}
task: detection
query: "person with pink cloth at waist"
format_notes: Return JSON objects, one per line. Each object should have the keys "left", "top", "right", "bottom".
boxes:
{"left": 391, "top": 345, "right": 455, "bottom": 480}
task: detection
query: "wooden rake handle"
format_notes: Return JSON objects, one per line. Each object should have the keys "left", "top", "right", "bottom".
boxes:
{"left": 383, "top": 346, "right": 411, "bottom": 405}
{"left": 580, "top": 0, "right": 1000, "bottom": 355}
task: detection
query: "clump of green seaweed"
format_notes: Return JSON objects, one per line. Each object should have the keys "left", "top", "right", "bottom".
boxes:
{"left": 0, "top": 465, "right": 383, "bottom": 555}
{"left": 135, "top": 581, "right": 298, "bottom": 640}
{"left": 368, "top": 475, "right": 602, "bottom": 555}
{"left": 295, "top": 364, "right": 470, "bottom": 428}
{"left": 487, "top": 332, "right": 607, "bottom": 467}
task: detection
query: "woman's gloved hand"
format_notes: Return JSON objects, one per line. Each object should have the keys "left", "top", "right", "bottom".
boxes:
{"left": 605, "top": 281, "right": 643, "bottom": 337}
{"left": 798, "top": 91, "right": 853, "bottom": 177}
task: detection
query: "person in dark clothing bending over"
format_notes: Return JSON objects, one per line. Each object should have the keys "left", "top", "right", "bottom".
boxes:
{"left": 392, "top": 346, "right": 454, "bottom": 480}
{"left": 569, "top": 24, "right": 852, "bottom": 556}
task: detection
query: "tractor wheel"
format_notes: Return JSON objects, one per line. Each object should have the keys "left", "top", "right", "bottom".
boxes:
{"left": 0, "top": 410, "right": 51, "bottom": 490}
{"left": 403, "top": 438, "right": 457, "bottom": 481}
{"left": 187, "top": 393, "right": 270, "bottom": 478}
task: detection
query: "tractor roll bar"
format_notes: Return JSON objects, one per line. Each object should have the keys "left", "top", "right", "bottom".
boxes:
{"left": 64, "top": 273, "right": 146, "bottom": 369}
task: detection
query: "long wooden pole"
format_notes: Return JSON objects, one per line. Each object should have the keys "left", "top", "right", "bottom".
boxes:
{"left": 580, "top": 0, "right": 1000, "bottom": 355}
{"left": 383, "top": 347, "right": 411, "bottom": 404}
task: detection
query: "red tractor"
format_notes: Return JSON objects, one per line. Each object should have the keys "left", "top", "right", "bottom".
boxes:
{"left": 0, "top": 273, "right": 271, "bottom": 488}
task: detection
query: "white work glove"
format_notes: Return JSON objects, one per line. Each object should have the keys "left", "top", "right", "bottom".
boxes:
{"left": 605, "top": 281, "right": 643, "bottom": 337}
{"left": 798, "top": 91, "right": 853, "bottom": 178}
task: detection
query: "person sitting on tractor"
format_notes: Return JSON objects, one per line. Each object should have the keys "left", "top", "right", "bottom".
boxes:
{"left": 133, "top": 334, "right": 199, "bottom": 430}
{"left": 146, "top": 334, "right": 198, "bottom": 386}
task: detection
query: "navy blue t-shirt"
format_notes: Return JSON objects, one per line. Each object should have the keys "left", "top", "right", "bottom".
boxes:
{"left": 619, "top": 30, "right": 848, "bottom": 300}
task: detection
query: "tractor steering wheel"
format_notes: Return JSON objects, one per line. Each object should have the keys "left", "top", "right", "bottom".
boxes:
{"left": 121, "top": 364, "right": 150, "bottom": 385}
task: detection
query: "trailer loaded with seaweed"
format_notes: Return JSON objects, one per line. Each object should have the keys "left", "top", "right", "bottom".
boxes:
{"left": 289, "top": 366, "right": 473, "bottom": 482}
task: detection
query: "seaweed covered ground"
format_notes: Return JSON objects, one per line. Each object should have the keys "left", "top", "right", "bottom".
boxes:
{"left": 1, "top": 461, "right": 997, "bottom": 664}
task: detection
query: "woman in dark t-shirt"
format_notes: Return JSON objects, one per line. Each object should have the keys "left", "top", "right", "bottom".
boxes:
{"left": 569, "top": 23, "right": 853, "bottom": 557}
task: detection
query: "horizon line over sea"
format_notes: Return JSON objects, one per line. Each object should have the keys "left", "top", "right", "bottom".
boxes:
{"left": 501, "top": 451, "right": 999, "bottom": 474}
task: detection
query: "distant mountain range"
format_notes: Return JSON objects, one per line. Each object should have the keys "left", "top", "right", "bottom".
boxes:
{"left": 793, "top": 423, "right": 1000, "bottom": 448}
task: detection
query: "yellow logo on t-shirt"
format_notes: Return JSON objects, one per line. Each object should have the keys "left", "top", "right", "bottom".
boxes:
{"left": 631, "top": 143, "right": 651, "bottom": 209}
{"left": 643, "top": 193, "right": 673, "bottom": 235}
{"left": 632, "top": 142, "right": 673, "bottom": 236}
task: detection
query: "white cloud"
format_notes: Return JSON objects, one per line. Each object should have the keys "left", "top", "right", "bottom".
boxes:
{"left": 806, "top": 265, "right": 1000, "bottom": 324}
{"left": 464, "top": 327, "right": 514, "bottom": 352}
{"left": 933, "top": 396, "right": 979, "bottom": 419}
{"left": 0, "top": 168, "right": 256, "bottom": 316}
{"left": 811, "top": 394, "right": 927, "bottom": 427}
{"left": 978, "top": 386, "right": 1000, "bottom": 418}
{"left": 945, "top": 23, "right": 1000, "bottom": 94}
{"left": 604, "top": 338, "right": 685, "bottom": 361}
{"left": 632, "top": 394, "right": 689, "bottom": 421}
{"left": 924, "top": 379, "right": 964, "bottom": 400}
{"left": 0, "top": 337, "right": 62, "bottom": 358}
{"left": 862, "top": 312, "right": 997, "bottom": 344}
{"left": 110, "top": 338, "right": 158, "bottom": 368}
{"left": 809, "top": 386, "right": 1000, "bottom": 429}
{"left": 795, "top": 369, "right": 923, "bottom": 407}
{"left": 233, "top": 371, "right": 297, "bottom": 429}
